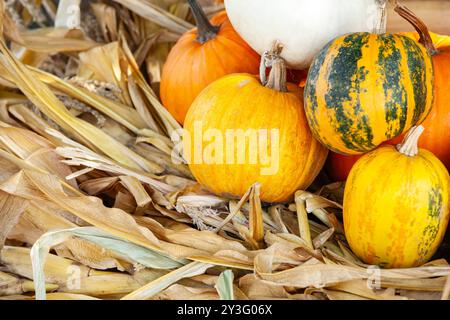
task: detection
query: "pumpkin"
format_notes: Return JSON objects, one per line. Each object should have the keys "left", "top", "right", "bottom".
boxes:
{"left": 326, "top": 6, "right": 450, "bottom": 180}
{"left": 224, "top": 0, "right": 386, "bottom": 70}
{"left": 398, "top": 6, "right": 450, "bottom": 171}
{"left": 183, "top": 44, "right": 328, "bottom": 203}
{"left": 325, "top": 153, "right": 362, "bottom": 183}
{"left": 344, "top": 126, "right": 450, "bottom": 268}
{"left": 304, "top": 29, "right": 434, "bottom": 155}
{"left": 160, "top": 1, "right": 260, "bottom": 124}
{"left": 326, "top": 136, "right": 403, "bottom": 182}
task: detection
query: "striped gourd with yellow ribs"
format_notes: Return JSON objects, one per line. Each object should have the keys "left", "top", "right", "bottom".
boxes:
{"left": 304, "top": 27, "right": 434, "bottom": 155}
{"left": 344, "top": 126, "right": 450, "bottom": 268}
{"left": 326, "top": 4, "right": 450, "bottom": 181}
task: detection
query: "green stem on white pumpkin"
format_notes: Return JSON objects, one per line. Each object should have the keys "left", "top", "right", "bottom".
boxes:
{"left": 396, "top": 125, "right": 425, "bottom": 157}
{"left": 394, "top": 3, "right": 438, "bottom": 55}
{"left": 260, "top": 41, "right": 288, "bottom": 92}
{"left": 187, "top": 0, "right": 220, "bottom": 44}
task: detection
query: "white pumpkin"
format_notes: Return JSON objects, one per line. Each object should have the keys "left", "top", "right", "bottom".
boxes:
{"left": 224, "top": 0, "right": 387, "bottom": 70}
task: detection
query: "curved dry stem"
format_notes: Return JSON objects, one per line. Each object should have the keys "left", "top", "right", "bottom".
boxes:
{"left": 394, "top": 3, "right": 438, "bottom": 55}
{"left": 259, "top": 41, "right": 288, "bottom": 92}
{"left": 396, "top": 125, "right": 425, "bottom": 157}
{"left": 373, "top": 0, "right": 388, "bottom": 34}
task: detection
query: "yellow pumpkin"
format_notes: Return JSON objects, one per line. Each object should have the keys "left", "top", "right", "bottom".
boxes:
{"left": 344, "top": 126, "right": 450, "bottom": 268}
{"left": 183, "top": 45, "right": 328, "bottom": 203}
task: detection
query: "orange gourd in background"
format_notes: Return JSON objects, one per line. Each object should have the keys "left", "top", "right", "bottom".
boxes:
{"left": 404, "top": 31, "right": 450, "bottom": 169}
{"left": 326, "top": 153, "right": 363, "bottom": 183}
{"left": 160, "top": 0, "right": 260, "bottom": 124}
{"left": 326, "top": 137, "right": 403, "bottom": 182}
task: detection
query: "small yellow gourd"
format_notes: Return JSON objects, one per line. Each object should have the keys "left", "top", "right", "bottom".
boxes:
{"left": 344, "top": 126, "right": 450, "bottom": 268}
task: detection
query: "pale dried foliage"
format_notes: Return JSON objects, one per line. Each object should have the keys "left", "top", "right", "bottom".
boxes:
{"left": 0, "top": 0, "right": 448, "bottom": 301}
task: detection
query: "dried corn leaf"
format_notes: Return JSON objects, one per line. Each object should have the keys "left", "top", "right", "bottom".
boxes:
{"left": 45, "top": 293, "right": 100, "bottom": 300}
{"left": 122, "top": 262, "right": 212, "bottom": 300}
{"left": 120, "top": 38, "right": 181, "bottom": 136}
{"left": 313, "top": 228, "right": 335, "bottom": 249}
{"left": 0, "top": 170, "right": 169, "bottom": 256}
{"left": 30, "top": 67, "right": 148, "bottom": 132}
{"left": 268, "top": 205, "right": 289, "bottom": 234}
{"left": 239, "top": 274, "right": 289, "bottom": 300}
{"left": 249, "top": 184, "right": 264, "bottom": 244}
{"left": 1, "top": 246, "right": 160, "bottom": 298}
{"left": 30, "top": 226, "right": 184, "bottom": 299}
{"left": 321, "top": 289, "right": 369, "bottom": 300}
{"left": 295, "top": 191, "right": 313, "bottom": 250}
{"left": 7, "top": 104, "right": 60, "bottom": 142}
{"left": 0, "top": 41, "right": 160, "bottom": 173}
{"left": 19, "top": 29, "right": 97, "bottom": 52}
{"left": 128, "top": 74, "right": 162, "bottom": 133}
{"left": 0, "top": 271, "right": 57, "bottom": 296}
{"left": 91, "top": 3, "right": 118, "bottom": 42}
{"left": 0, "top": 191, "right": 28, "bottom": 249}
{"left": 189, "top": 255, "right": 254, "bottom": 271}
{"left": 78, "top": 42, "right": 131, "bottom": 105}
{"left": 153, "top": 283, "right": 218, "bottom": 300}
{"left": 329, "top": 280, "right": 407, "bottom": 300}
{"left": 0, "top": 125, "right": 77, "bottom": 187}
{"left": 442, "top": 276, "right": 450, "bottom": 300}
{"left": 255, "top": 250, "right": 367, "bottom": 288}
{"left": 2, "top": 8, "right": 23, "bottom": 44}
{"left": 51, "top": 130, "right": 173, "bottom": 193}
{"left": 112, "top": 0, "right": 193, "bottom": 35}
{"left": 215, "top": 270, "right": 234, "bottom": 300}
{"left": 119, "top": 175, "right": 152, "bottom": 208}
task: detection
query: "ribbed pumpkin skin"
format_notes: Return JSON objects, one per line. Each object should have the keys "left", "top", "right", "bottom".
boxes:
{"left": 160, "top": 11, "right": 260, "bottom": 124}
{"left": 184, "top": 74, "right": 328, "bottom": 203}
{"left": 344, "top": 146, "right": 450, "bottom": 268}
{"left": 304, "top": 32, "right": 434, "bottom": 155}
{"left": 326, "top": 33, "right": 450, "bottom": 181}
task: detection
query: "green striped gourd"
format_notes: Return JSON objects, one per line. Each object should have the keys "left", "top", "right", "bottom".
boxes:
{"left": 304, "top": 32, "right": 434, "bottom": 155}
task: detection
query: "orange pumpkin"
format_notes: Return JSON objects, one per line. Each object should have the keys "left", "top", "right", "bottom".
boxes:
{"left": 397, "top": 5, "right": 450, "bottom": 171}
{"left": 326, "top": 137, "right": 403, "bottom": 182}
{"left": 325, "top": 153, "right": 362, "bottom": 183}
{"left": 160, "top": 1, "right": 260, "bottom": 124}
{"left": 327, "top": 6, "right": 450, "bottom": 182}
{"left": 404, "top": 33, "right": 450, "bottom": 170}
{"left": 287, "top": 68, "right": 308, "bottom": 86}
{"left": 183, "top": 44, "right": 328, "bottom": 203}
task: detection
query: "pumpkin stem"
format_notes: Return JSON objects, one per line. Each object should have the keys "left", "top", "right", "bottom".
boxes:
{"left": 394, "top": 3, "right": 438, "bottom": 55}
{"left": 396, "top": 125, "right": 425, "bottom": 157}
{"left": 260, "top": 41, "right": 288, "bottom": 92}
{"left": 372, "top": 0, "right": 388, "bottom": 34}
{"left": 187, "top": 0, "right": 220, "bottom": 44}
